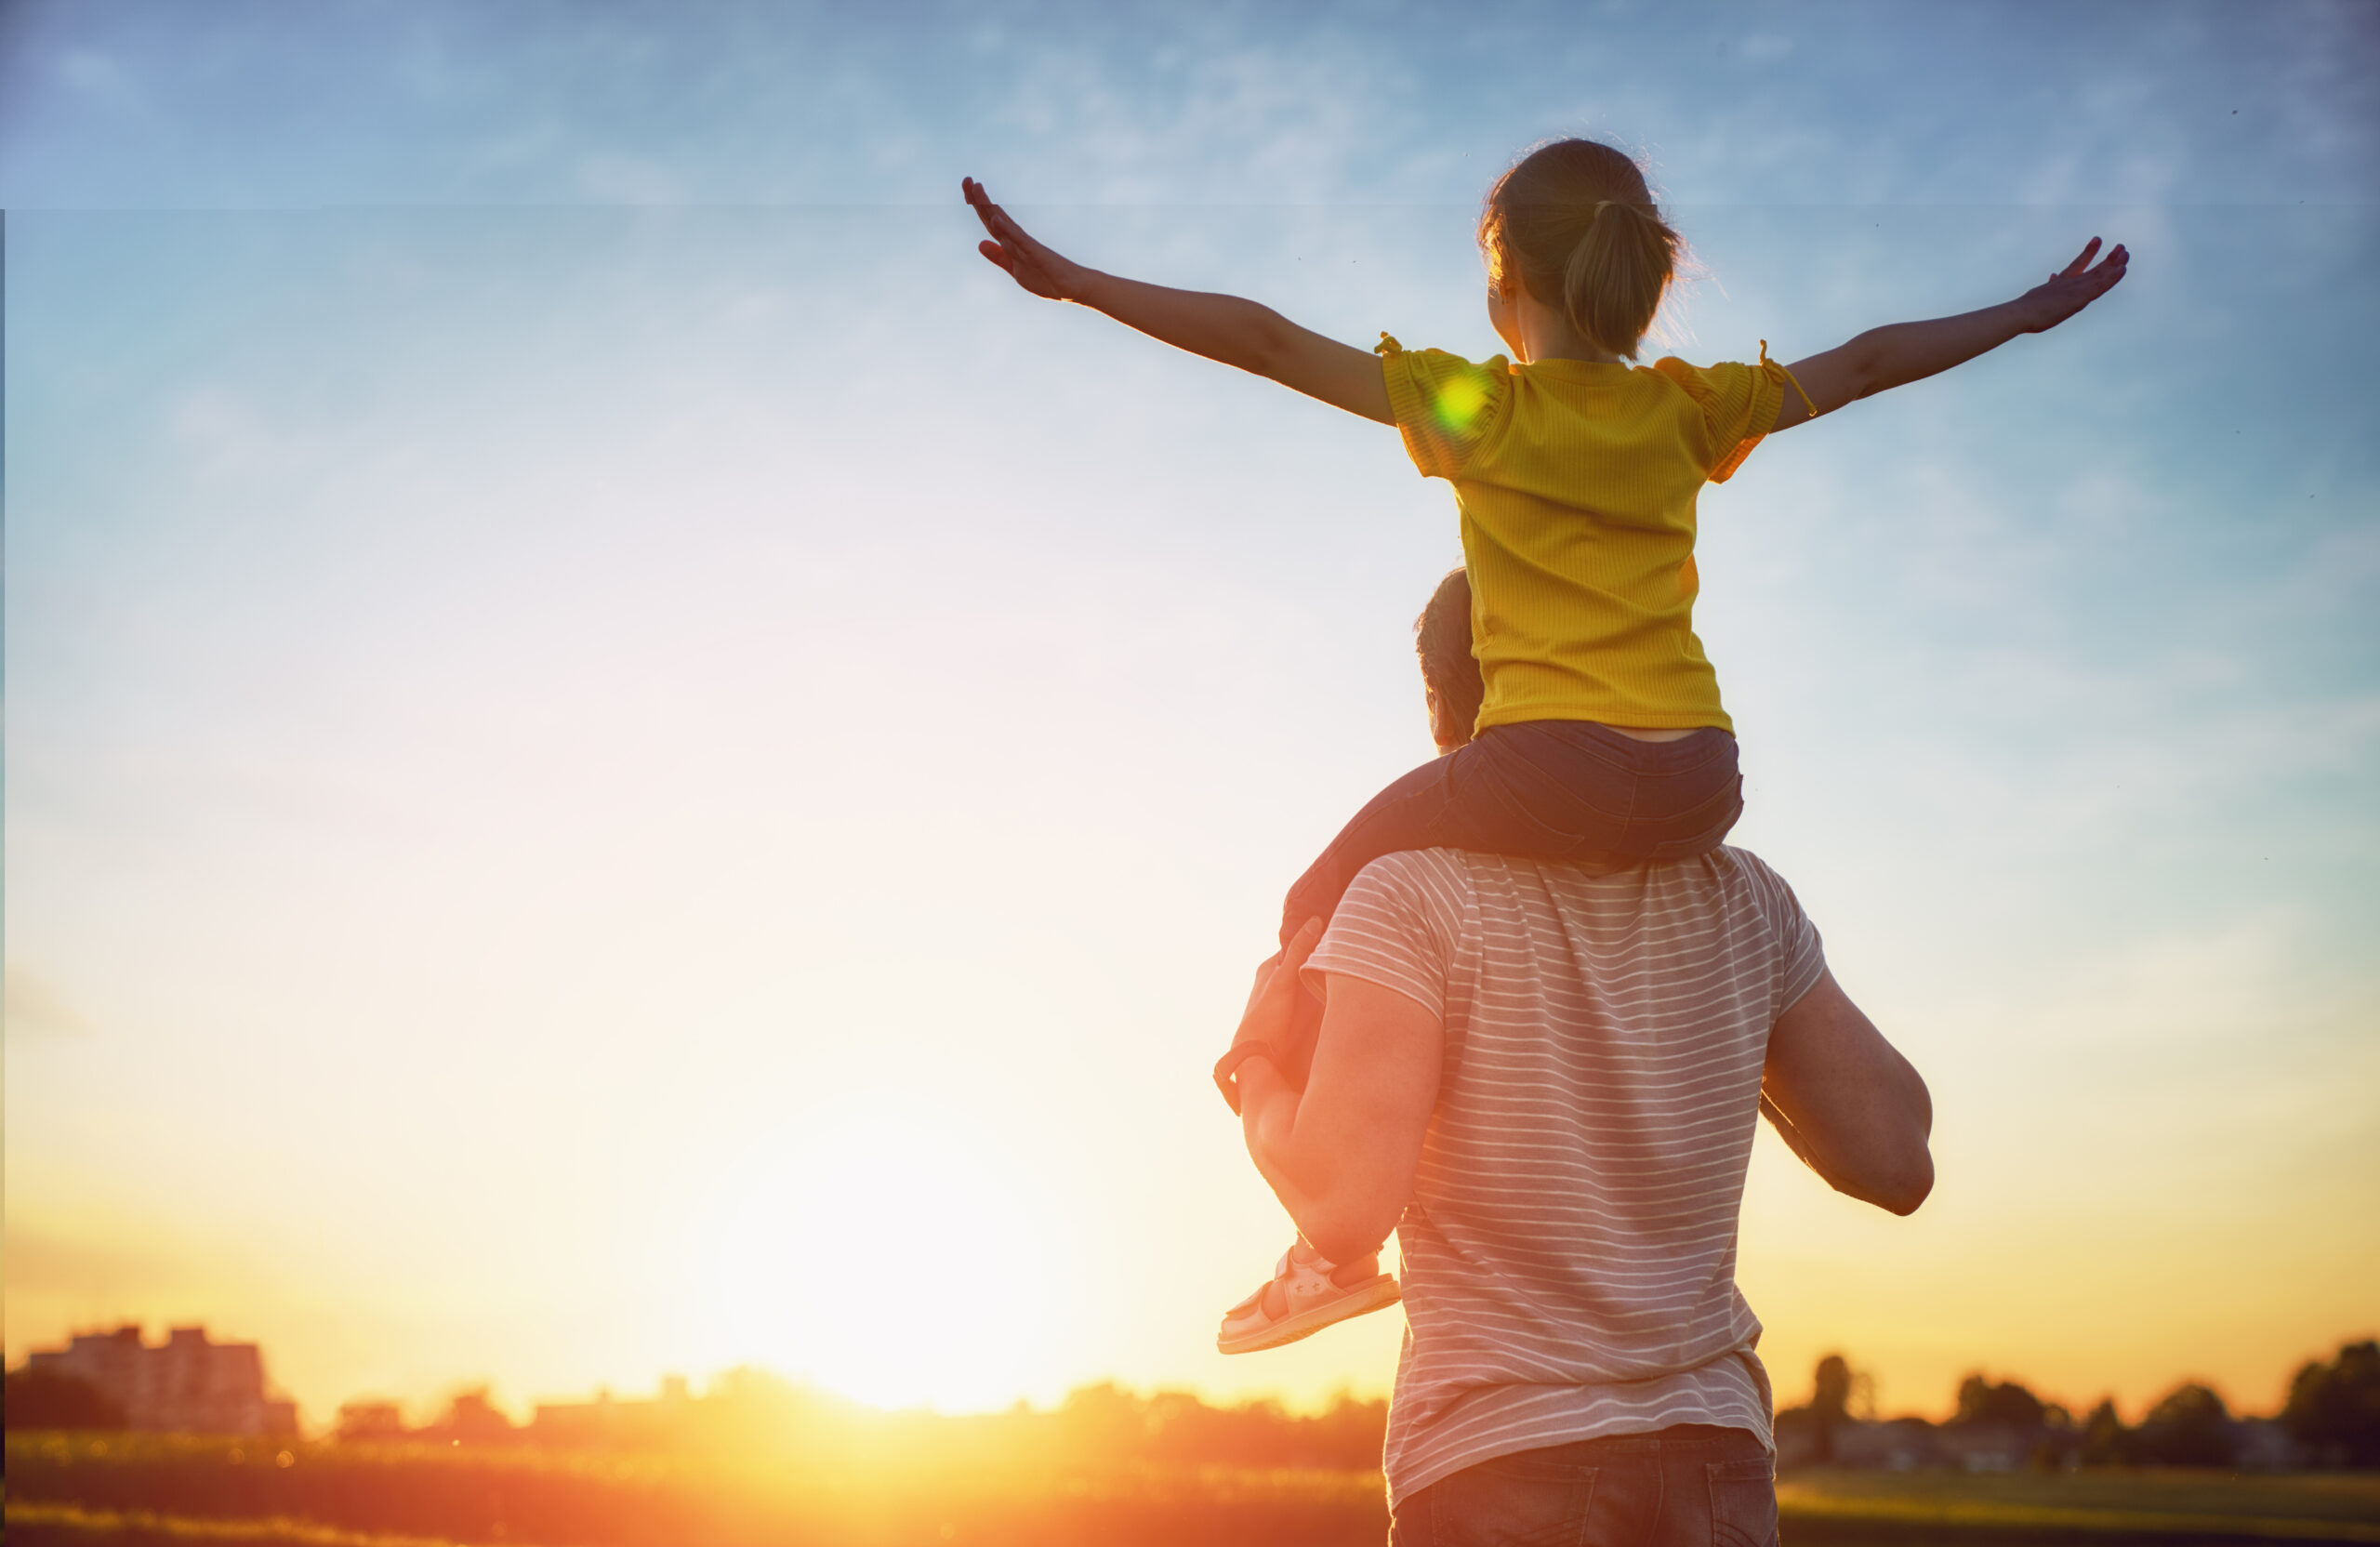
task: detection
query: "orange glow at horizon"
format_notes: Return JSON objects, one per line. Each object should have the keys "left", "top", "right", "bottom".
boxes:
{"left": 687, "top": 1114, "right": 1065, "bottom": 1413}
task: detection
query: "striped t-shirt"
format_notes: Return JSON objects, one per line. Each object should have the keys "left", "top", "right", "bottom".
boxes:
{"left": 1302, "top": 845, "right": 1827, "bottom": 1506}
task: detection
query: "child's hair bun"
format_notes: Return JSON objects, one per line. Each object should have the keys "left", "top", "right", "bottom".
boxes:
{"left": 1480, "top": 139, "right": 1681, "bottom": 360}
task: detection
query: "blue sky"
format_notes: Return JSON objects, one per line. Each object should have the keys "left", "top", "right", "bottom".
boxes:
{"left": 5, "top": 0, "right": 2375, "bottom": 1423}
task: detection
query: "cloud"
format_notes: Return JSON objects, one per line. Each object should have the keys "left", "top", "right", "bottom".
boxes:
{"left": 6, "top": 965, "right": 97, "bottom": 1037}
{"left": 2283, "top": 509, "right": 2380, "bottom": 619}
{"left": 574, "top": 151, "right": 682, "bottom": 205}
{"left": 58, "top": 46, "right": 139, "bottom": 111}
{"left": 2016, "top": 914, "right": 2304, "bottom": 1050}
{"left": 981, "top": 28, "right": 1410, "bottom": 205}
{"left": 167, "top": 386, "right": 311, "bottom": 480}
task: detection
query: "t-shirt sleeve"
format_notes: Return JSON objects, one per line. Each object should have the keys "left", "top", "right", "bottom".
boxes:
{"left": 1301, "top": 851, "right": 1467, "bottom": 1020}
{"left": 1375, "top": 335, "right": 1512, "bottom": 481}
{"left": 1652, "top": 356, "right": 1789, "bottom": 483}
{"left": 1729, "top": 850, "right": 1829, "bottom": 1017}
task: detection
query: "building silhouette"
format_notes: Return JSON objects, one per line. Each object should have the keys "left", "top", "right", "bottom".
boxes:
{"left": 529, "top": 1374, "right": 693, "bottom": 1448}
{"left": 26, "top": 1325, "right": 298, "bottom": 1435}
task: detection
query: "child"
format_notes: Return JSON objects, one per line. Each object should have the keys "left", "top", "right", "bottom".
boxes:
{"left": 964, "top": 139, "right": 2126, "bottom": 1352}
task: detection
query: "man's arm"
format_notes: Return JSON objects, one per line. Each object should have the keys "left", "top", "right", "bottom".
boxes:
{"left": 1761, "top": 969, "right": 1935, "bottom": 1214}
{"left": 1770, "top": 237, "right": 2129, "bottom": 429}
{"left": 1230, "top": 928, "right": 1443, "bottom": 1264}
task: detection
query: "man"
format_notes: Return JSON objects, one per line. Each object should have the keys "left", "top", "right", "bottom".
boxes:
{"left": 1221, "top": 569, "right": 1934, "bottom": 1547}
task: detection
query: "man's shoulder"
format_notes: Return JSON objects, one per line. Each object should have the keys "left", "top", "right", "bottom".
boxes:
{"left": 1347, "top": 845, "right": 1800, "bottom": 899}
{"left": 1701, "top": 842, "right": 1782, "bottom": 884}
{"left": 1350, "top": 846, "right": 1472, "bottom": 889}
{"left": 1343, "top": 848, "right": 1475, "bottom": 920}
{"left": 1365, "top": 845, "right": 1802, "bottom": 924}
{"left": 1703, "top": 844, "right": 1803, "bottom": 915}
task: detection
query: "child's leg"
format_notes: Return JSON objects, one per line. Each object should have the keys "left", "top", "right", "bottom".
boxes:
{"left": 1277, "top": 721, "right": 1742, "bottom": 947}
{"left": 1243, "top": 722, "right": 1739, "bottom": 1094}
{"left": 1276, "top": 734, "right": 1523, "bottom": 951}
{"left": 1614, "top": 726, "right": 1745, "bottom": 860}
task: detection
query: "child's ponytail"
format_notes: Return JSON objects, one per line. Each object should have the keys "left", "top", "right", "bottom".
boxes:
{"left": 1481, "top": 139, "right": 1681, "bottom": 360}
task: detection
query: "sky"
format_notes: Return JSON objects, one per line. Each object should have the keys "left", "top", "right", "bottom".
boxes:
{"left": 4, "top": 0, "right": 2376, "bottom": 1429}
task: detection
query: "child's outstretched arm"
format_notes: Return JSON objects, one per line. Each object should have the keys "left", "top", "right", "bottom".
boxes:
{"left": 965, "top": 178, "right": 1394, "bottom": 425}
{"left": 1770, "top": 238, "right": 2129, "bottom": 430}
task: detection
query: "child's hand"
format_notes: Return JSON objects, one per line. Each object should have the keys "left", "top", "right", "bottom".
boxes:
{"left": 964, "top": 178, "right": 1092, "bottom": 302}
{"left": 1213, "top": 919, "right": 1325, "bottom": 1113}
{"left": 1239, "top": 918, "right": 1325, "bottom": 1038}
{"left": 2016, "top": 237, "right": 2129, "bottom": 333}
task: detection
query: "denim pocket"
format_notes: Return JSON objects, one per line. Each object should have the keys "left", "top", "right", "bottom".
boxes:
{"left": 1704, "top": 1454, "right": 1778, "bottom": 1547}
{"left": 1427, "top": 1455, "right": 1598, "bottom": 1547}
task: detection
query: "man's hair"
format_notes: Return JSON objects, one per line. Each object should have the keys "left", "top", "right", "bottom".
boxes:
{"left": 1416, "top": 567, "right": 1483, "bottom": 747}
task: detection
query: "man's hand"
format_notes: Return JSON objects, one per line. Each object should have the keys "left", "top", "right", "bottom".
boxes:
{"left": 2015, "top": 237, "right": 2130, "bottom": 334}
{"left": 964, "top": 177, "right": 1093, "bottom": 302}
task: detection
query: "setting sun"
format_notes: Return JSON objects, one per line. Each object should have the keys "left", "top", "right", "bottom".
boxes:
{"left": 692, "top": 1115, "right": 1059, "bottom": 1411}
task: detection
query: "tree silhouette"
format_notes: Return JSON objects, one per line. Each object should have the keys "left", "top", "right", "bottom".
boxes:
{"left": 1953, "top": 1374, "right": 2048, "bottom": 1431}
{"left": 2078, "top": 1398, "right": 2130, "bottom": 1465}
{"left": 336, "top": 1399, "right": 408, "bottom": 1442}
{"left": 2283, "top": 1340, "right": 2380, "bottom": 1467}
{"left": 1810, "top": 1355, "right": 1853, "bottom": 1463}
{"left": 2, "top": 1367, "right": 126, "bottom": 1431}
{"left": 2133, "top": 1382, "right": 2234, "bottom": 1467}
{"left": 435, "top": 1386, "right": 516, "bottom": 1443}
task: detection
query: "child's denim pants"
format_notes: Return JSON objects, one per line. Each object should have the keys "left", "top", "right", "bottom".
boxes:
{"left": 1279, "top": 718, "right": 1743, "bottom": 949}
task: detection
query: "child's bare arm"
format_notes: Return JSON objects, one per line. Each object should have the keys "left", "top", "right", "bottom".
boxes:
{"left": 965, "top": 178, "right": 1395, "bottom": 425}
{"left": 1770, "top": 238, "right": 2129, "bottom": 430}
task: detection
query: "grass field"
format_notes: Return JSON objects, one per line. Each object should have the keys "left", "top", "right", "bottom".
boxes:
{"left": 9, "top": 1435, "right": 2379, "bottom": 1545}
{"left": 4, "top": 1435, "right": 1388, "bottom": 1547}
{"left": 1777, "top": 1470, "right": 2380, "bottom": 1544}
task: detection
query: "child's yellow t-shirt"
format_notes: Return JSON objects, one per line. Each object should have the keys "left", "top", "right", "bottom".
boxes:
{"left": 1377, "top": 336, "right": 1790, "bottom": 735}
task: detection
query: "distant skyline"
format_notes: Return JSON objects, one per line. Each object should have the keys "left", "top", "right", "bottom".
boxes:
{"left": 14, "top": 1317, "right": 2367, "bottom": 1435}
{"left": 5, "top": 0, "right": 2375, "bottom": 1426}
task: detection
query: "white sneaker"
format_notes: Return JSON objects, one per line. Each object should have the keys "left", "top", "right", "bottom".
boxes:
{"left": 1216, "top": 1240, "right": 1400, "bottom": 1355}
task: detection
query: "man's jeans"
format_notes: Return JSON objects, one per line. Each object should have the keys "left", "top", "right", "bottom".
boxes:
{"left": 1388, "top": 1425, "right": 1778, "bottom": 1547}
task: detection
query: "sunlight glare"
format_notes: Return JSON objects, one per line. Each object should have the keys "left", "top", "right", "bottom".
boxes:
{"left": 695, "top": 1113, "right": 1057, "bottom": 1411}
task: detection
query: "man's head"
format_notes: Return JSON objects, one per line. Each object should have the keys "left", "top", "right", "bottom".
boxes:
{"left": 1416, "top": 567, "right": 1483, "bottom": 754}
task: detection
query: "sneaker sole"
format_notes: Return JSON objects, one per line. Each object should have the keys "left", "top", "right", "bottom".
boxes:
{"left": 1216, "top": 1275, "right": 1401, "bottom": 1355}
